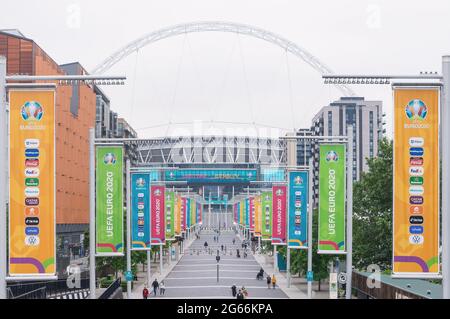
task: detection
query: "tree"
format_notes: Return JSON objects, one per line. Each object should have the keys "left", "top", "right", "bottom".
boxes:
{"left": 353, "top": 138, "right": 393, "bottom": 271}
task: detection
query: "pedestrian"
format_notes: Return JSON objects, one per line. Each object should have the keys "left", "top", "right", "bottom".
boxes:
{"left": 272, "top": 274, "right": 277, "bottom": 289}
{"left": 204, "top": 241, "right": 208, "bottom": 251}
{"left": 232, "top": 238, "right": 235, "bottom": 245}
{"left": 160, "top": 280, "right": 166, "bottom": 296}
{"left": 142, "top": 286, "right": 149, "bottom": 299}
{"left": 236, "top": 289, "right": 244, "bottom": 299}
{"left": 266, "top": 275, "right": 271, "bottom": 289}
{"left": 236, "top": 249, "right": 240, "bottom": 258}
{"left": 242, "top": 286, "right": 248, "bottom": 298}
{"left": 221, "top": 244, "right": 224, "bottom": 251}
{"left": 151, "top": 278, "right": 159, "bottom": 296}
{"left": 231, "top": 284, "right": 237, "bottom": 297}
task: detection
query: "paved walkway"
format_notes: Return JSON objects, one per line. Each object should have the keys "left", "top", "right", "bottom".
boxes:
{"left": 141, "top": 230, "right": 288, "bottom": 299}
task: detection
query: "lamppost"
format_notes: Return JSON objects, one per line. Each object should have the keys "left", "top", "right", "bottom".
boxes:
{"left": 216, "top": 251, "right": 221, "bottom": 283}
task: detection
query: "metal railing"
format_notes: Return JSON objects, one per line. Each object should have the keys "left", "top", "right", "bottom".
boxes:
{"left": 7, "top": 277, "right": 89, "bottom": 299}
{"left": 98, "top": 278, "right": 121, "bottom": 299}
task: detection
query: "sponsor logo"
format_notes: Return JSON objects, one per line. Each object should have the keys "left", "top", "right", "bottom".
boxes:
{"left": 24, "top": 139, "right": 40, "bottom": 148}
{"left": 409, "top": 137, "right": 424, "bottom": 147}
{"left": 409, "top": 225, "right": 424, "bottom": 234}
{"left": 295, "top": 191, "right": 302, "bottom": 196}
{"left": 25, "top": 217, "right": 40, "bottom": 226}
{"left": 25, "top": 148, "right": 39, "bottom": 158}
{"left": 409, "top": 216, "right": 424, "bottom": 224}
{"left": 276, "top": 188, "right": 284, "bottom": 196}
{"left": 326, "top": 151, "right": 339, "bottom": 162}
{"left": 295, "top": 200, "right": 302, "bottom": 208}
{"left": 409, "top": 196, "right": 424, "bottom": 205}
{"left": 409, "top": 148, "right": 424, "bottom": 157}
{"left": 25, "top": 235, "right": 40, "bottom": 246}
{"left": 25, "top": 187, "right": 40, "bottom": 197}
{"left": 25, "top": 159, "right": 39, "bottom": 167}
{"left": 409, "top": 186, "right": 424, "bottom": 196}
{"left": 137, "top": 193, "right": 144, "bottom": 198}
{"left": 410, "top": 176, "right": 424, "bottom": 185}
{"left": 409, "top": 206, "right": 423, "bottom": 215}
{"left": 138, "top": 232, "right": 145, "bottom": 237}
{"left": 137, "top": 212, "right": 144, "bottom": 218}
{"left": 25, "top": 198, "right": 39, "bottom": 206}
{"left": 25, "top": 168, "right": 40, "bottom": 178}
{"left": 21, "top": 101, "right": 44, "bottom": 121}
{"left": 25, "top": 178, "right": 39, "bottom": 187}
{"left": 137, "top": 203, "right": 144, "bottom": 210}
{"left": 153, "top": 188, "right": 161, "bottom": 196}
{"left": 25, "top": 227, "right": 40, "bottom": 236}
{"left": 135, "top": 178, "right": 146, "bottom": 187}
{"left": 103, "top": 153, "right": 117, "bottom": 165}
{"left": 409, "top": 167, "right": 424, "bottom": 176}
{"left": 294, "top": 176, "right": 303, "bottom": 185}
{"left": 410, "top": 157, "right": 423, "bottom": 166}
{"left": 405, "top": 99, "right": 428, "bottom": 121}
{"left": 409, "top": 235, "right": 424, "bottom": 245}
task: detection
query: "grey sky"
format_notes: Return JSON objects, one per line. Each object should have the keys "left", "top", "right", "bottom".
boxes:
{"left": 2, "top": 0, "right": 450, "bottom": 138}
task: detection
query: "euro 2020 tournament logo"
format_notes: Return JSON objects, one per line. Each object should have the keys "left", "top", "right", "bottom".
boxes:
{"left": 294, "top": 176, "right": 303, "bottom": 185}
{"left": 326, "top": 151, "right": 339, "bottom": 162}
{"left": 21, "top": 101, "right": 44, "bottom": 121}
{"left": 154, "top": 189, "right": 161, "bottom": 196}
{"left": 276, "top": 189, "right": 284, "bottom": 196}
{"left": 136, "top": 178, "right": 146, "bottom": 187}
{"left": 103, "top": 153, "right": 116, "bottom": 165}
{"left": 406, "top": 99, "right": 427, "bottom": 121}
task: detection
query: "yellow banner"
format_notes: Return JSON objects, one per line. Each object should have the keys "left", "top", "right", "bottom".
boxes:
{"left": 393, "top": 86, "right": 440, "bottom": 277}
{"left": 175, "top": 195, "right": 181, "bottom": 235}
{"left": 254, "top": 196, "right": 262, "bottom": 236}
{"left": 9, "top": 88, "right": 56, "bottom": 277}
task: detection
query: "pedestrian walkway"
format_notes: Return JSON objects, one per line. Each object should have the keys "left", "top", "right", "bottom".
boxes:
{"left": 143, "top": 230, "right": 288, "bottom": 299}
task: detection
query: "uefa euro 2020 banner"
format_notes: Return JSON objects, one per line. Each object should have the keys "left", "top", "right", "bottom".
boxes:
{"left": 254, "top": 195, "right": 262, "bottom": 236}
{"left": 151, "top": 185, "right": 166, "bottom": 245}
{"left": 245, "top": 198, "right": 250, "bottom": 229}
{"left": 272, "top": 185, "right": 287, "bottom": 245}
{"left": 165, "top": 191, "right": 175, "bottom": 240}
{"left": 261, "top": 191, "right": 272, "bottom": 241}
{"left": 181, "top": 197, "right": 187, "bottom": 232}
{"left": 131, "top": 173, "right": 151, "bottom": 250}
{"left": 175, "top": 195, "right": 181, "bottom": 235}
{"left": 318, "top": 144, "right": 346, "bottom": 254}
{"left": 96, "top": 146, "right": 124, "bottom": 256}
{"left": 9, "top": 87, "right": 56, "bottom": 277}
{"left": 393, "top": 86, "right": 440, "bottom": 277}
{"left": 288, "top": 171, "right": 308, "bottom": 249}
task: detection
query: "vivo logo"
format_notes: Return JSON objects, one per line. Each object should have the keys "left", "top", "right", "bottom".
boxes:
{"left": 25, "top": 187, "right": 40, "bottom": 197}
{"left": 24, "top": 139, "right": 40, "bottom": 148}
{"left": 409, "top": 167, "right": 424, "bottom": 176}
{"left": 409, "top": 186, "right": 424, "bottom": 195}
{"left": 409, "top": 235, "right": 424, "bottom": 245}
{"left": 25, "top": 217, "right": 40, "bottom": 226}
{"left": 24, "top": 168, "right": 40, "bottom": 178}
{"left": 409, "top": 137, "right": 424, "bottom": 147}
{"left": 24, "top": 235, "right": 40, "bottom": 246}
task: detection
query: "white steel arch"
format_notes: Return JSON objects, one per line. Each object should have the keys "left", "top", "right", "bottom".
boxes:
{"left": 92, "top": 21, "right": 356, "bottom": 96}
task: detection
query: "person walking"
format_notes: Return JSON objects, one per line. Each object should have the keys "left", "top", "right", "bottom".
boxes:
{"left": 204, "top": 241, "right": 208, "bottom": 251}
{"left": 231, "top": 284, "right": 237, "bottom": 297}
{"left": 271, "top": 274, "right": 277, "bottom": 289}
{"left": 151, "top": 278, "right": 159, "bottom": 296}
{"left": 266, "top": 275, "right": 272, "bottom": 289}
{"left": 232, "top": 238, "right": 236, "bottom": 245}
{"left": 242, "top": 286, "right": 248, "bottom": 298}
{"left": 160, "top": 280, "right": 166, "bottom": 296}
{"left": 236, "top": 289, "right": 244, "bottom": 299}
{"left": 142, "top": 286, "right": 149, "bottom": 299}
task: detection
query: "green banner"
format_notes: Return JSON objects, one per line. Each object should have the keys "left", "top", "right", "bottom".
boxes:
{"left": 166, "top": 191, "right": 175, "bottom": 240}
{"left": 318, "top": 144, "right": 346, "bottom": 254}
{"left": 96, "top": 146, "right": 124, "bottom": 256}
{"left": 261, "top": 191, "right": 272, "bottom": 240}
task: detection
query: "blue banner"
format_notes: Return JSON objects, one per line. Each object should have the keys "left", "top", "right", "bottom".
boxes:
{"left": 186, "top": 198, "right": 191, "bottom": 228}
{"left": 288, "top": 171, "right": 308, "bottom": 249}
{"left": 131, "top": 173, "right": 151, "bottom": 250}
{"left": 245, "top": 198, "right": 250, "bottom": 229}
{"left": 165, "top": 169, "right": 257, "bottom": 183}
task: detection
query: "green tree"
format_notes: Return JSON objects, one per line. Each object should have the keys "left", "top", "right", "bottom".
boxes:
{"left": 353, "top": 138, "right": 393, "bottom": 271}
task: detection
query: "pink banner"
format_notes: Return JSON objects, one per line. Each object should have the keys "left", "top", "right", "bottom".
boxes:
{"left": 250, "top": 197, "right": 255, "bottom": 231}
{"left": 151, "top": 186, "right": 165, "bottom": 245}
{"left": 181, "top": 197, "right": 186, "bottom": 232}
{"left": 272, "top": 186, "right": 287, "bottom": 245}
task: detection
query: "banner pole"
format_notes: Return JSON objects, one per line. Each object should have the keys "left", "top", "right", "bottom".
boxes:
{"left": 147, "top": 250, "right": 151, "bottom": 288}
{"left": 442, "top": 55, "right": 450, "bottom": 299}
{"left": 88, "top": 128, "right": 96, "bottom": 299}
{"left": 307, "top": 158, "right": 313, "bottom": 299}
{"left": 346, "top": 126, "right": 354, "bottom": 299}
{"left": 287, "top": 247, "right": 291, "bottom": 287}
{"left": 159, "top": 245, "right": 163, "bottom": 275}
{"left": 126, "top": 159, "right": 132, "bottom": 298}
{"left": 0, "top": 56, "right": 7, "bottom": 299}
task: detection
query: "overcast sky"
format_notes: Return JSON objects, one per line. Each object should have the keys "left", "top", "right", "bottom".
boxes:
{"left": 2, "top": 0, "right": 450, "bottom": 138}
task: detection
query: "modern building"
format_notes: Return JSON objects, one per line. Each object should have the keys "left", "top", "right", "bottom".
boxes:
{"left": 296, "top": 128, "right": 314, "bottom": 167}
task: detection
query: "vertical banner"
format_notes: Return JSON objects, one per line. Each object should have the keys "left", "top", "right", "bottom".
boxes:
{"left": 318, "top": 144, "right": 346, "bottom": 254}
{"left": 272, "top": 186, "right": 287, "bottom": 245}
{"left": 175, "top": 195, "right": 181, "bottom": 236}
{"left": 9, "top": 87, "right": 56, "bottom": 277}
{"left": 165, "top": 191, "right": 175, "bottom": 240}
{"left": 131, "top": 173, "right": 151, "bottom": 250}
{"left": 239, "top": 200, "right": 244, "bottom": 226}
{"left": 233, "top": 203, "right": 237, "bottom": 224}
{"left": 249, "top": 197, "right": 255, "bottom": 232}
{"left": 261, "top": 191, "right": 273, "bottom": 241}
{"left": 198, "top": 202, "right": 203, "bottom": 225}
{"left": 150, "top": 185, "right": 165, "bottom": 245}
{"left": 393, "top": 86, "right": 440, "bottom": 277}
{"left": 254, "top": 196, "right": 262, "bottom": 236}
{"left": 245, "top": 198, "right": 250, "bottom": 229}
{"left": 181, "top": 197, "right": 187, "bottom": 232}
{"left": 288, "top": 171, "right": 309, "bottom": 249}
{"left": 186, "top": 198, "right": 191, "bottom": 229}
{"left": 191, "top": 199, "right": 196, "bottom": 227}
{"left": 96, "top": 146, "right": 124, "bottom": 256}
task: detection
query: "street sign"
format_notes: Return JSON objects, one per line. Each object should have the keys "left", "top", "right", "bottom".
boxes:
{"left": 338, "top": 272, "right": 347, "bottom": 284}
{"left": 306, "top": 271, "right": 314, "bottom": 282}
{"left": 124, "top": 271, "right": 133, "bottom": 282}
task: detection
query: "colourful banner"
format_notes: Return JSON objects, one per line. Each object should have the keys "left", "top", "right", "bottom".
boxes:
{"left": 239, "top": 200, "right": 244, "bottom": 226}
{"left": 393, "top": 86, "right": 440, "bottom": 277}
{"left": 261, "top": 192, "right": 273, "bottom": 241}
{"left": 131, "top": 173, "right": 151, "bottom": 250}
{"left": 254, "top": 196, "right": 262, "bottom": 236}
{"left": 165, "top": 191, "right": 175, "bottom": 240}
{"left": 288, "top": 171, "right": 309, "bottom": 249}
{"left": 190, "top": 199, "right": 196, "bottom": 227}
{"left": 175, "top": 195, "right": 181, "bottom": 236}
{"left": 233, "top": 203, "right": 237, "bottom": 224}
{"left": 272, "top": 186, "right": 287, "bottom": 245}
{"left": 9, "top": 87, "right": 56, "bottom": 277}
{"left": 186, "top": 198, "right": 191, "bottom": 229}
{"left": 151, "top": 185, "right": 165, "bottom": 245}
{"left": 245, "top": 198, "right": 250, "bottom": 229}
{"left": 95, "top": 146, "right": 124, "bottom": 255}
{"left": 181, "top": 197, "right": 187, "bottom": 232}
{"left": 249, "top": 197, "right": 255, "bottom": 232}
{"left": 318, "top": 144, "right": 346, "bottom": 254}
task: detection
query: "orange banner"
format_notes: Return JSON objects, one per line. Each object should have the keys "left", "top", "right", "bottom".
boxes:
{"left": 254, "top": 195, "right": 262, "bottom": 236}
{"left": 393, "top": 86, "right": 440, "bottom": 277}
{"left": 9, "top": 87, "right": 56, "bottom": 277}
